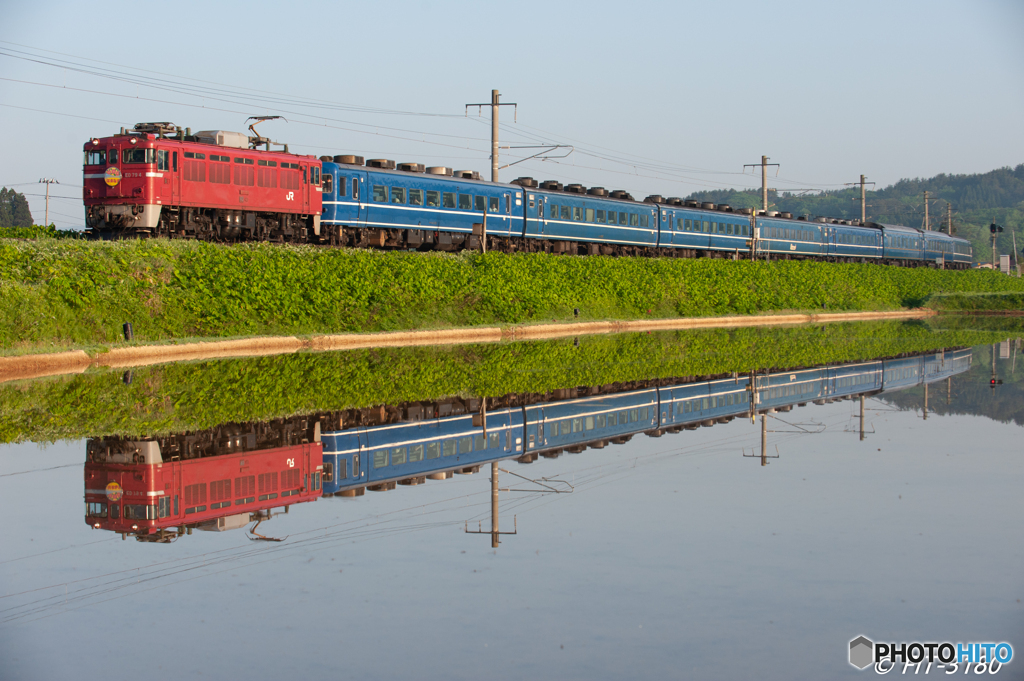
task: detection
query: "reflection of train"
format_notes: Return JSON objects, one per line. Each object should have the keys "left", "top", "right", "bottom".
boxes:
{"left": 82, "top": 348, "right": 972, "bottom": 541}
{"left": 320, "top": 349, "right": 972, "bottom": 494}
{"left": 84, "top": 418, "right": 324, "bottom": 542}
{"left": 84, "top": 122, "right": 972, "bottom": 268}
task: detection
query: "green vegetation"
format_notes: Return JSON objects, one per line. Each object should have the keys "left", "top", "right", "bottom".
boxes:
{"left": 0, "top": 223, "right": 82, "bottom": 240}
{"left": 687, "top": 164, "right": 1024, "bottom": 265}
{"left": 0, "top": 188, "right": 34, "bottom": 229}
{"left": 2, "top": 319, "right": 1022, "bottom": 443}
{"left": 2, "top": 239, "right": 1023, "bottom": 353}
{"left": 925, "top": 292, "right": 1024, "bottom": 312}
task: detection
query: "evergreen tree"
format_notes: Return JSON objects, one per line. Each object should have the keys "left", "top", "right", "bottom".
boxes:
{"left": 0, "top": 188, "right": 33, "bottom": 227}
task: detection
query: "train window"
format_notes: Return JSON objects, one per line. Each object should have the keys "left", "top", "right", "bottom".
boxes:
{"left": 607, "top": 412, "right": 618, "bottom": 426}
{"left": 311, "top": 167, "right": 320, "bottom": 185}
{"left": 458, "top": 436, "right": 472, "bottom": 453}
{"left": 321, "top": 174, "right": 333, "bottom": 194}
{"left": 122, "top": 148, "right": 156, "bottom": 164}
{"left": 596, "top": 209, "right": 606, "bottom": 223}
{"left": 172, "top": 152, "right": 177, "bottom": 172}
{"left": 390, "top": 187, "right": 406, "bottom": 204}
{"left": 474, "top": 195, "right": 486, "bottom": 211}
{"left": 489, "top": 196, "right": 499, "bottom": 212}
{"left": 157, "top": 496, "right": 171, "bottom": 519}
{"left": 372, "top": 185, "right": 387, "bottom": 202}
{"left": 108, "top": 148, "right": 118, "bottom": 164}
{"left": 459, "top": 194, "right": 472, "bottom": 210}
{"left": 443, "top": 440, "right": 456, "bottom": 456}
{"left": 443, "top": 192, "right": 456, "bottom": 208}
{"left": 391, "top": 447, "right": 407, "bottom": 465}
{"left": 475, "top": 434, "right": 486, "bottom": 450}
{"left": 280, "top": 161, "right": 298, "bottom": 169}
{"left": 629, "top": 214, "right": 638, "bottom": 227}
{"left": 488, "top": 432, "right": 500, "bottom": 449}
{"left": 426, "top": 190, "right": 440, "bottom": 207}
{"left": 256, "top": 158, "right": 273, "bottom": 166}
{"left": 701, "top": 220, "right": 709, "bottom": 232}
{"left": 550, "top": 205, "right": 558, "bottom": 219}
{"left": 640, "top": 215, "right": 649, "bottom": 227}
{"left": 302, "top": 167, "right": 307, "bottom": 183}
{"left": 426, "top": 442, "right": 440, "bottom": 459}
{"left": 85, "top": 150, "right": 106, "bottom": 165}
{"left": 585, "top": 416, "right": 595, "bottom": 430}
{"left": 186, "top": 152, "right": 206, "bottom": 160}
{"left": 409, "top": 444, "right": 424, "bottom": 462}
{"left": 618, "top": 212, "right": 627, "bottom": 225}
{"left": 572, "top": 207, "right": 581, "bottom": 221}
{"left": 233, "top": 157, "right": 254, "bottom": 165}
{"left": 596, "top": 414, "right": 605, "bottom": 428}
{"left": 86, "top": 502, "right": 107, "bottom": 518}
{"left": 372, "top": 449, "right": 388, "bottom": 468}
{"left": 409, "top": 188, "right": 423, "bottom": 206}
{"left": 726, "top": 224, "right": 733, "bottom": 235}
{"left": 110, "top": 504, "right": 120, "bottom": 519}
{"left": 560, "top": 205, "right": 570, "bottom": 220}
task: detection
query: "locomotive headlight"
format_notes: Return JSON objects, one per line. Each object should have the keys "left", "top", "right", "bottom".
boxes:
{"left": 93, "top": 522, "right": 101, "bottom": 528}
{"left": 130, "top": 137, "right": 137, "bottom": 144}
{"left": 92, "top": 139, "right": 99, "bottom": 145}
{"left": 131, "top": 524, "right": 138, "bottom": 530}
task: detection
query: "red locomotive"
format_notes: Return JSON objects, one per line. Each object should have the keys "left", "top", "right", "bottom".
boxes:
{"left": 83, "top": 122, "right": 323, "bottom": 241}
{"left": 84, "top": 432, "right": 323, "bottom": 542}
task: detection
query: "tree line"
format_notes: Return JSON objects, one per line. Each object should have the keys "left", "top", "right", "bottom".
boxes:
{"left": 0, "top": 188, "right": 34, "bottom": 228}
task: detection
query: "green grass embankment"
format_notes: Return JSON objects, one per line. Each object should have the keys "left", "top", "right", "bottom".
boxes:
{"left": 924, "top": 292, "right": 1024, "bottom": 312}
{"left": 3, "top": 319, "right": 1022, "bottom": 443}
{"left": 2, "top": 239, "right": 1024, "bottom": 353}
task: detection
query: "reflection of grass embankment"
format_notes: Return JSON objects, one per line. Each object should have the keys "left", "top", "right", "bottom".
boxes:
{"left": 2, "top": 239, "right": 1024, "bottom": 355}
{"left": 924, "top": 292, "right": 1024, "bottom": 313}
{"left": 2, "top": 318, "right": 1023, "bottom": 444}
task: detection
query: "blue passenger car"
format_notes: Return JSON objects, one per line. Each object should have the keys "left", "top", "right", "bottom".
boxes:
{"left": 825, "top": 222, "right": 882, "bottom": 261}
{"left": 523, "top": 389, "right": 659, "bottom": 452}
{"left": 878, "top": 223, "right": 924, "bottom": 265}
{"left": 755, "top": 216, "right": 825, "bottom": 259}
{"left": 523, "top": 187, "right": 657, "bottom": 253}
{"left": 659, "top": 205, "right": 752, "bottom": 256}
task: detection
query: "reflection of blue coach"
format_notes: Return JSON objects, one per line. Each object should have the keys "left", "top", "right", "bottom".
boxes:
{"left": 317, "top": 156, "right": 971, "bottom": 268}
{"left": 320, "top": 349, "right": 972, "bottom": 495}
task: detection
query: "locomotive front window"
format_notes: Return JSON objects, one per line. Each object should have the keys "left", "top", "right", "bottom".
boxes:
{"left": 86, "top": 501, "right": 107, "bottom": 518}
{"left": 122, "top": 148, "right": 156, "bottom": 164}
{"left": 157, "top": 150, "right": 169, "bottom": 172}
{"left": 85, "top": 150, "right": 106, "bottom": 166}
{"left": 123, "top": 504, "right": 157, "bottom": 520}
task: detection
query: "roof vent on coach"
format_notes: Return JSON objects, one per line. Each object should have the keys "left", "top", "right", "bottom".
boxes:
{"left": 366, "top": 159, "right": 397, "bottom": 170}
{"left": 644, "top": 195, "right": 665, "bottom": 204}
{"left": 797, "top": 215, "right": 808, "bottom": 221}
{"left": 610, "top": 190, "right": 635, "bottom": 201}
{"left": 684, "top": 200, "right": 699, "bottom": 208}
{"left": 767, "top": 211, "right": 780, "bottom": 217}
{"left": 334, "top": 155, "right": 365, "bottom": 165}
{"left": 426, "top": 166, "right": 454, "bottom": 176}
{"left": 397, "top": 163, "right": 426, "bottom": 173}
{"left": 701, "top": 202, "right": 716, "bottom": 210}
{"left": 587, "top": 187, "right": 608, "bottom": 196}
{"left": 665, "top": 197, "right": 683, "bottom": 206}
{"left": 736, "top": 208, "right": 753, "bottom": 215}
{"left": 454, "top": 170, "right": 481, "bottom": 180}
{"left": 779, "top": 212, "right": 792, "bottom": 219}
{"left": 815, "top": 217, "right": 828, "bottom": 223}
{"left": 318, "top": 155, "right": 333, "bottom": 162}
{"left": 512, "top": 177, "right": 538, "bottom": 187}
{"left": 717, "top": 204, "right": 732, "bottom": 212}
{"left": 540, "top": 180, "right": 563, "bottom": 191}
{"left": 565, "top": 184, "right": 586, "bottom": 194}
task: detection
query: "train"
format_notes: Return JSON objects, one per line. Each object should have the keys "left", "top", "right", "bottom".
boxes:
{"left": 82, "top": 122, "right": 972, "bottom": 268}
{"left": 82, "top": 348, "right": 971, "bottom": 542}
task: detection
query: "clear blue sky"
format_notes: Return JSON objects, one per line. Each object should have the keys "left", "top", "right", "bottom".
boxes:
{"left": 1, "top": 0, "right": 1021, "bottom": 227}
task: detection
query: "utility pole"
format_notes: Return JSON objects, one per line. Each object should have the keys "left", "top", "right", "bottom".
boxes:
{"left": 38, "top": 178, "right": 59, "bottom": 226}
{"left": 465, "top": 90, "right": 518, "bottom": 183}
{"left": 946, "top": 203, "right": 953, "bottom": 235}
{"left": 923, "top": 191, "right": 930, "bottom": 231}
{"left": 845, "top": 175, "right": 875, "bottom": 224}
{"left": 744, "top": 156, "right": 779, "bottom": 212}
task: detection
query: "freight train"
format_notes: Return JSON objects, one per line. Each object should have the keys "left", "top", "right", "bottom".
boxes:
{"left": 82, "top": 122, "right": 972, "bottom": 268}
{"left": 83, "top": 349, "right": 970, "bottom": 542}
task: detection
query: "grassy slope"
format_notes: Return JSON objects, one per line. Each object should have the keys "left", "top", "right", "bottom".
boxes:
{"left": 2, "top": 240, "right": 1023, "bottom": 353}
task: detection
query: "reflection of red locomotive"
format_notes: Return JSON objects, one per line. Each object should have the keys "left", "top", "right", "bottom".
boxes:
{"left": 85, "top": 421, "right": 324, "bottom": 542}
{"left": 83, "top": 122, "right": 323, "bottom": 242}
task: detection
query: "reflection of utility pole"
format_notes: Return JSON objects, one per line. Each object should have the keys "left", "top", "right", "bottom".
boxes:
{"left": 923, "top": 383, "right": 928, "bottom": 420}
{"left": 859, "top": 395, "right": 865, "bottom": 441}
{"left": 465, "top": 462, "right": 518, "bottom": 547}
{"left": 946, "top": 377, "right": 951, "bottom": 406}
{"left": 744, "top": 413, "right": 778, "bottom": 466}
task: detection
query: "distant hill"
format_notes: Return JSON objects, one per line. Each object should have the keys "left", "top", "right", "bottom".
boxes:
{"left": 686, "top": 165, "right": 1024, "bottom": 264}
